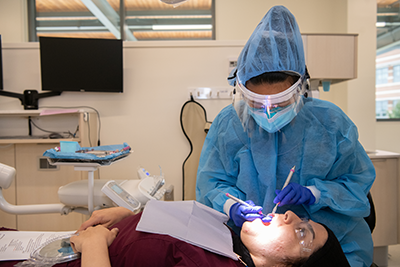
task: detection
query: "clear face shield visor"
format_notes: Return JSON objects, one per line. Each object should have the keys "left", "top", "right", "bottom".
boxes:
{"left": 233, "top": 77, "right": 304, "bottom": 133}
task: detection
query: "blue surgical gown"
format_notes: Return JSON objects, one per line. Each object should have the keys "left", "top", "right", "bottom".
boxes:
{"left": 196, "top": 97, "right": 375, "bottom": 267}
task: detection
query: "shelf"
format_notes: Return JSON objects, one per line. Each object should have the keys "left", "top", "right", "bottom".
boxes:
{"left": 0, "top": 110, "right": 92, "bottom": 145}
{"left": 0, "top": 109, "right": 85, "bottom": 117}
{"left": 0, "top": 138, "right": 79, "bottom": 144}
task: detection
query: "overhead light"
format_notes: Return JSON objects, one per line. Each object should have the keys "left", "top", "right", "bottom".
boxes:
{"left": 127, "top": 25, "right": 153, "bottom": 30}
{"left": 152, "top": 24, "right": 212, "bottom": 30}
{"left": 126, "top": 15, "right": 212, "bottom": 20}
{"left": 377, "top": 12, "right": 398, "bottom": 16}
{"left": 37, "top": 16, "right": 98, "bottom": 21}
{"left": 376, "top": 22, "right": 400, "bottom": 27}
{"left": 36, "top": 26, "right": 107, "bottom": 31}
{"left": 160, "top": 0, "right": 189, "bottom": 6}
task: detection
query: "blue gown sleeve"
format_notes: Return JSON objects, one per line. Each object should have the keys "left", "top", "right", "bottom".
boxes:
{"left": 305, "top": 117, "right": 376, "bottom": 218}
{"left": 196, "top": 106, "right": 248, "bottom": 213}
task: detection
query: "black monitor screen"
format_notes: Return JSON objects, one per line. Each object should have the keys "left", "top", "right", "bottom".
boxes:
{"left": 0, "top": 35, "right": 3, "bottom": 90}
{"left": 39, "top": 37, "right": 123, "bottom": 93}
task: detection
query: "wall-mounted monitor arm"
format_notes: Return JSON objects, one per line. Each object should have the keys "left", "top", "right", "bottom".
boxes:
{"left": 0, "top": 89, "right": 61, "bottom": 110}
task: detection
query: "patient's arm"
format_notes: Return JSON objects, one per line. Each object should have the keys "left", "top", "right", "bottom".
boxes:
{"left": 70, "top": 225, "right": 119, "bottom": 267}
{"left": 78, "top": 207, "right": 134, "bottom": 231}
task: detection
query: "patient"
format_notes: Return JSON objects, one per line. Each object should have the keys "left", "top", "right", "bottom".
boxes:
{"left": 69, "top": 206, "right": 350, "bottom": 267}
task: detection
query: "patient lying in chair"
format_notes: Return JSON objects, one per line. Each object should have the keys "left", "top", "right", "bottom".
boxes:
{"left": 0, "top": 201, "right": 350, "bottom": 267}
{"left": 69, "top": 202, "right": 349, "bottom": 267}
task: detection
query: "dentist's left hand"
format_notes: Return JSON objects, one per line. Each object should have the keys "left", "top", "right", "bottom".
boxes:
{"left": 274, "top": 183, "right": 315, "bottom": 206}
{"left": 78, "top": 207, "right": 134, "bottom": 231}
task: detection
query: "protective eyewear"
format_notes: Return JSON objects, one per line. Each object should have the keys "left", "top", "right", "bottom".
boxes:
{"left": 295, "top": 218, "right": 314, "bottom": 256}
{"left": 235, "top": 77, "right": 302, "bottom": 116}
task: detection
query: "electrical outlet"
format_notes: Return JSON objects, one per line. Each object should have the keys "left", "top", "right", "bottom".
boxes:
{"left": 83, "top": 112, "right": 88, "bottom": 122}
{"left": 188, "top": 87, "right": 233, "bottom": 100}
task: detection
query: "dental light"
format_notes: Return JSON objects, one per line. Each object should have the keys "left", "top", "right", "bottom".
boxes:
{"left": 0, "top": 162, "right": 168, "bottom": 216}
{"left": 0, "top": 163, "right": 67, "bottom": 214}
{"left": 0, "top": 163, "right": 15, "bottom": 190}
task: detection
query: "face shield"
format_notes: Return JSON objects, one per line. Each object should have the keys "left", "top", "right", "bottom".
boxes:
{"left": 233, "top": 76, "right": 304, "bottom": 133}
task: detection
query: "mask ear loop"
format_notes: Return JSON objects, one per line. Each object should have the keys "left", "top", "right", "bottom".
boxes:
{"left": 228, "top": 68, "right": 238, "bottom": 86}
{"left": 301, "top": 66, "right": 311, "bottom": 98}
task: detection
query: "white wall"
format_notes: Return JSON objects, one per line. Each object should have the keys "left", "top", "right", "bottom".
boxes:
{"left": 0, "top": 40, "right": 243, "bottom": 201}
{"left": 0, "top": 0, "right": 388, "bottom": 201}
{"left": 0, "top": 0, "right": 27, "bottom": 43}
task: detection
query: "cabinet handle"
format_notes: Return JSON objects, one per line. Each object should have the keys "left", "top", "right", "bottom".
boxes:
{"left": 371, "top": 159, "right": 387, "bottom": 162}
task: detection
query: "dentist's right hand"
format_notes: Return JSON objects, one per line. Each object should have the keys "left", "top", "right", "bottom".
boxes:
{"left": 229, "top": 200, "right": 265, "bottom": 227}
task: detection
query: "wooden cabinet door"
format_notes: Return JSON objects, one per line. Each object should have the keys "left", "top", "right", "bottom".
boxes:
{"left": 15, "top": 143, "right": 85, "bottom": 231}
{"left": 370, "top": 158, "right": 399, "bottom": 246}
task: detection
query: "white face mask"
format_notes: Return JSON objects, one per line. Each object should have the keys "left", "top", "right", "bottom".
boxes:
{"left": 248, "top": 103, "right": 298, "bottom": 133}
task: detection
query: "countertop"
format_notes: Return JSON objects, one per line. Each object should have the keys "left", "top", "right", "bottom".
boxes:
{"left": 366, "top": 149, "right": 400, "bottom": 159}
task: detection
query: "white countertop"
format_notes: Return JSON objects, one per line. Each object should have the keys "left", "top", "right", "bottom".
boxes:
{"left": 366, "top": 150, "right": 400, "bottom": 159}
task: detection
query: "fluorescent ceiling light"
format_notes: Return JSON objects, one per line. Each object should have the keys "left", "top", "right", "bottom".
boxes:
{"left": 152, "top": 24, "right": 212, "bottom": 30}
{"left": 37, "top": 26, "right": 107, "bottom": 31}
{"left": 126, "top": 15, "right": 212, "bottom": 19}
{"left": 377, "top": 12, "right": 398, "bottom": 16}
{"left": 37, "top": 17, "right": 97, "bottom": 21}
{"left": 376, "top": 22, "right": 400, "bottom": 27}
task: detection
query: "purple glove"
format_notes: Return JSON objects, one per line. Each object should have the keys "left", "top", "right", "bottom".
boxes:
{"left": 274, "top": 183, "right": 316, "bottom": 206}
{"left": 229, "top": 200, "right": 265, "bottom": 227}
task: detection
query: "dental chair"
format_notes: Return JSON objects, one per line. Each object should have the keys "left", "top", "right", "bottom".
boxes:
{"left": 364, "top": 192, "right": 376, "bottom": 234}
{"left": 365, "top": 192, "right": 379, "bottom": 267}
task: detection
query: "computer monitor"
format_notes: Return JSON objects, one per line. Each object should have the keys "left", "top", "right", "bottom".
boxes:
{"left": 39, "top": 36, "right": 123, "bottom": 93}
{"left": 0, "top": 35, "right": 62, "bottom": 109}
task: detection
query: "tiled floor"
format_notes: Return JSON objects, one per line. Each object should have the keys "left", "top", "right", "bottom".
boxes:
{"left": 387, "top": 245, "right": 400, "bottom": 267}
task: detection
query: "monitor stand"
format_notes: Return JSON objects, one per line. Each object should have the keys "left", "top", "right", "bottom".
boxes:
{"left": 0, "top": 89, "right": 62, "bottom": 110}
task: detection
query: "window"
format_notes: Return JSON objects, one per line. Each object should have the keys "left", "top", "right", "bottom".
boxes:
{"left": 376, "top": 67, "right": 388, "bottom": 85}
{"left": 376, "top": 1, "right": 400, "bottom": 120}
{"left": 376, "top": 100, "right": 388, "bottom": 118}
{"left": 393, "top": 65, "right": 400, "bottom": 83}
{"left": 28, "top": 0, "right": 215, "bottom": 41}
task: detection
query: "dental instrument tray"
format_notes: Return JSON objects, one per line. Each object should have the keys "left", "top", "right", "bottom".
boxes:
{"left": 43, "top": 142, "right": 131, "bottom": 166}
{"left": 15, "top": 233, "right": 80, "bottom": 267}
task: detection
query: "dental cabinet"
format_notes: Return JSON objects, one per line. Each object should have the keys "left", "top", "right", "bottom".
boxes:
{"left": 0, "top": 110, "right": 98, "bottom": 231}
{"left": 368, "top": 150, "right": 400, "bottom": 266}
{"left": 302, "top": 34, "right": 358, "bottom": 89}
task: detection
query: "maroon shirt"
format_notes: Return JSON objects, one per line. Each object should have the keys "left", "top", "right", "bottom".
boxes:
{"left": 1, "top": 212, "right": 244, "bottom": 267}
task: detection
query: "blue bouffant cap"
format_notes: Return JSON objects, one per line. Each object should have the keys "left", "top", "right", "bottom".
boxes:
{"left": 228, "top": 5, "right": 306, "bottom": 86}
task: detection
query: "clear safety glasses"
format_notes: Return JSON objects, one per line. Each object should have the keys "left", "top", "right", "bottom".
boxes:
{"left": 232, "top": 77, "right": 304, "bottom": 133}
{"left": 295, "top": 218, "right": 314, "bottom": 256}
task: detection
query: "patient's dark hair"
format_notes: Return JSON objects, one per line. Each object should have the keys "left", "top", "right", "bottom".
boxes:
{"left": 247, "top": 71, "right": 299, "bottom": 86}
{"left": 300, "top": 224, "right": 350, "bottom": 267}
{"left": 276, "top": 224, "right": 350, "bottom": 267}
